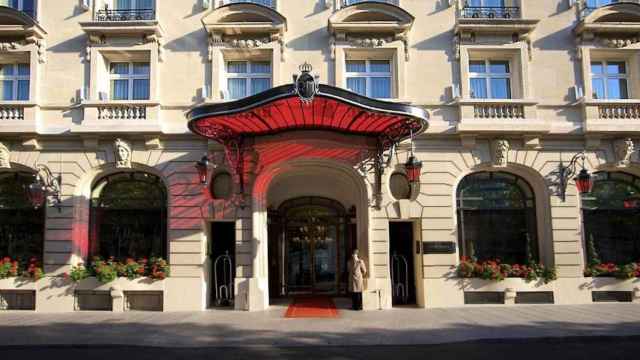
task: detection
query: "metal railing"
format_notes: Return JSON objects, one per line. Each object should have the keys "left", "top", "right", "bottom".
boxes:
{"left": 224, "top": 0, "right": 275, "bottom": 8}
{"left": 342, "top": 0, "right": 397, "bottom": 6}
{"left": 95, "top": 9, "right": 155, "bottom": 22}
{"left": 461, "top": 6, "right": 521, "bottom": 19}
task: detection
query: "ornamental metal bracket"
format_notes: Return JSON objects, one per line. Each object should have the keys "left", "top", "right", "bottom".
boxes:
{"left": 223, "top": 137, "right": 247, "bottom": 209}
{"left": 34, "top": 164, "right": 62, "bottom": 211}
{"left": 558, "top": 151, "right": 586, "bottom": 202}
{"left": 359, "top": 140, "right": 396, "bottom": 210}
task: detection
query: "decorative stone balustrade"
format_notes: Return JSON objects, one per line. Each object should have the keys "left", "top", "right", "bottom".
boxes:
{"left": 0, "top": 105, "right": 24, "bottom": 120}
{"left": 473, "top": 102, "right": 525, "bottom": 119}
{"left": 583, "top": 100, "right": 640, "bottom": 133}
{"left": 457, "top": 99, "right": 546, "bottom": 133}
{"left": 97, "top": 104, "right": 147, "bottom": 120}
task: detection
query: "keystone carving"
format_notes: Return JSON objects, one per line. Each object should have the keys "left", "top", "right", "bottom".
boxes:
{"left": 491, "top": 139, "right": 510, "bottom": 167}
{"left": 114, "top": 138, "right": 132, "bottom": 169}
{"left": 614, "top": 138, "right": 635, "bottom": 167}
{"left": 0, "top": 142, "right": 10, "bottom": 169}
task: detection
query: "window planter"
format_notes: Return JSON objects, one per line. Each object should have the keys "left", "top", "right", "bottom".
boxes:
{"left": 73, "top": 277, "right": 165, "bottom": 312}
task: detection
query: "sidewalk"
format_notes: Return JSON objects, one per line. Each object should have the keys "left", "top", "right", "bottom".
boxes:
{"left": 1, "top": 302, "right": 639, "bottom": 348}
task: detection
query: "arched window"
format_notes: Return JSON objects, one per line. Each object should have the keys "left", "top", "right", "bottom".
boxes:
{"left": 90, "top": 172, "right": 167, "bottom": 260}
{"left": 0, "top": 171, "right": 44, "bottom": 263}
{"left": 457, "top": 172, "right": 538, "bottom": 264}
{"left": 582, "top": 172, "right": 640, "bottom": 264}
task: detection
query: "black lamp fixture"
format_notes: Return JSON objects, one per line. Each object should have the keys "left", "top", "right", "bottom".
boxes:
{"left": 559, "top": 151, "right": 593, "bottom": 202}
{"left": 28, "top": 164, "right": 62, "bottom": 211}
{"left": 403, "top": 130, "right": 423, "bottom": 184}
{"left": 195, "top": 154, "right": 210, "bottom": 185}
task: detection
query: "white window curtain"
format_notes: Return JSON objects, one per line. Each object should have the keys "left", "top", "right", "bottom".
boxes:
{"left": 469, "top": 60, "right": 511, "bottom": 99}
{"left": 591, "top": 61, "right": 628, "bottom": 100}
{"left": 0, "top": 63, "right": 30, "bottom": 101}
{"left": 109, "top": 62, "right": 150, "bottom": 101}
{"left": 226, "top": 60, "right": 272, "bottom": 100}
{"left": 345, "top": 59, "right": 392, "bottom": 99}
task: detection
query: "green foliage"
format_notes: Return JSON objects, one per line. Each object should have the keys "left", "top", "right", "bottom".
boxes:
{"left": 68, "top": 264, "right": 91, "bottom": 282}
{"left": 66, "top": 257, "right": 171, "bottom": 284}
{"left": 0, "top": 257, "right": 19, "bottom": 279}
{"left": 456, "top": 257, "right": 557, "bottom": 284}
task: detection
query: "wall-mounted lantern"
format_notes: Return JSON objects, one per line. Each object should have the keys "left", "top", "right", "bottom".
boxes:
{"left": 195, "top": 154, "right": 210, "bottom": 185}
{"left": 403, "top": 130, "right": 422, "bottom": 184}
{"left": 559, "top": 152, "right": 593, "bottom": 202}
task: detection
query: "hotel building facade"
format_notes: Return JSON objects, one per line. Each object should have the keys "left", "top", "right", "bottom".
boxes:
{"left": 1, "top": 0, "right": 640, "bottom": 312}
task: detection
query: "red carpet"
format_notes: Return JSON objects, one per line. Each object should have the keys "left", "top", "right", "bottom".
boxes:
{"left": 284, "top": 296, "right": 339, "bottom": 318}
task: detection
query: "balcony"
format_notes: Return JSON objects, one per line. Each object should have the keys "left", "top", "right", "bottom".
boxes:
{"left": 0, "top": 102, "right": 39, "bottom": 133}
{"left": 455, "top": 99, "right": 547, "bottom": 133}
{"left": 582, "top": 100, "right": 640, "bottom": 133}
{"left": 80, "top": 7, "right": 163, "bottom": 41}
{"left": 0, "top": 6, "right": 45, "bottom": 43}
{"left": 575, "top": 2, "right": 640, "bottom": 40}
{"left": 455, "top": 3, "right": 538, "bottom": 39}
{"left": 203, "top": 2, "right": 286, "bottom": 42}
{"left": 73, "top": 101, "right": 161, "bottom": 133}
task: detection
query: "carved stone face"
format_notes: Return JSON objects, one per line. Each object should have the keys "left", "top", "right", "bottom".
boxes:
{"left": 0, "top": 143, "right": 10, "bottom": 169}
{"left": 614, "top": 138, "right": 635, "bottom": 167}
{"left": 492, "top": 139, "right": 510, "bottom": 167}
{"left": 114, "top": 139, "right": 132, "bottom": 168}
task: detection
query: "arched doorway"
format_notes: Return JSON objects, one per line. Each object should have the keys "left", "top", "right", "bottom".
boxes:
{"left": 457, "top": 171, "right": 539, "bottom": 264}
{"left": 0, "top": 171, "right": 44, "bottom": 264}
{"left": 268, "top": 197, "right": 356, "bottom": 297}
{"left": 89, "top": 172, "right": 167, "bottom": 259}
{"left": 582, "top": 171, "right": 640, "bottom": 265}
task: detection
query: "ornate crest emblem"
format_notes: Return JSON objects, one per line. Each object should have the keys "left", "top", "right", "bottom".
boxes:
{"left": 293, "top": 62, "right": 319, "bottom": 104}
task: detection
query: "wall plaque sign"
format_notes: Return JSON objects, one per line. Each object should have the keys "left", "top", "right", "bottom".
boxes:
{"left": 422, "top": 241, "right": 456, "bottom": 254}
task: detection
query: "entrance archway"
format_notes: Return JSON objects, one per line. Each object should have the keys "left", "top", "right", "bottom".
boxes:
{"left": 268, "top": 197, "right": 355, "bottom": 297}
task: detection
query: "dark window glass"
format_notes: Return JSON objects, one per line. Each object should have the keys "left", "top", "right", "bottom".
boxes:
{"left": 583, "top": 172, "right": 640, "bottom": 264}
{"left": 0, "top": 172, "right": 43, "bottom": 264}
{"left": 389, "top": 173, "right": 411, "bottom": 200}
{"left": 90, "top": 172, "right": 167, "bottom": 259}
{"left": 457, "top": 172, "right": 538, "bottom": 264}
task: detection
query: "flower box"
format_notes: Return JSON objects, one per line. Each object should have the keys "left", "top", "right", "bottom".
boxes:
{"left": 581, "top": 277, "right": 640, "bottom": 292}
{"left": 74, "top": 277, "right": 165, "bottom": 292}
{"left": 458, "top": 277, "right": 556, "bottom": 293}
{"left": 0, "top": 277, "right": 38, "bottom": 291}
{"left": 73, "top": 277, "right": 165, "bottom": 312}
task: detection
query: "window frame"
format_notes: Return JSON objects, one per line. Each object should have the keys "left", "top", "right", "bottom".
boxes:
{"left": 585, "top": 0, "right": 617, "bottom": 8}
{"left": 112, "top": 0, "right": 155, "bottom": 10}
{"left": 590, "top": 60, "right": 629, "bottom": 100}
{"left": 345, "top": 59, "right": 394, "bottom": 99}
{"left": 224, "top": 60, "right": 272, "bottom": 100}
{"left": 108, "top": 61, "right": 151, "bottom": 101}
{"left": 468, "top": 59, "right": 512, "bottom": 99}
{"left": 0, "top": 62, "right": 30, "bottom": 101}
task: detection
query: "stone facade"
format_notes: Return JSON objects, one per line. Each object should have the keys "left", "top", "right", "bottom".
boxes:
{"left": 1, "top": 0, "right": 640, "bottom": 312}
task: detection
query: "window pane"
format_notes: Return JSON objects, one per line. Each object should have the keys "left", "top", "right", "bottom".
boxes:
{"left": 111, "top": 79, "right": 129, "bottom": 100}
{"left": 227, "top": 61, "right": 247, "bottom": 74}
{"left": 590, "top": 61, "right": 604, "bottom": 74}
{"left": 17, "top": 80, "right": 29, "bottom": 100}
{"left": 17, "top": 64, "right": 29, "bottom": 76}
{"left": 250, "top": 78, "right": 270, "bottom": 95}
{"left": 371, "top": 77, "right": 391, "bottom": 98}
{"left": 132, "top": 79, "right": 150, "bottom": 100}
{"left": 0, "top": 64, "right": 14, "bottom": 76}
{"left": 469, "top": 60, "right": 486, "bottom": 73}
{"left": 115, "top": 0, "right": 132, "bottom": 9}
{"left": 606, "top": 61, "right": 626, "bottom": 75}
{"left": 485, "top": 0, "right": 505, "bottom": 6}
{"left": 592, "top": 78, "right": 605, "bottom": 99}
{"left": 369, "top": 60, "right": 391, "bottom": 73}
{"left": 346, "top": 60, "right": 366, "bottom": 73}
{"left": 228, "top": 78, "right": 246, "bottom": 99}
{"left": 110, "top": 63, "right": 129, "bottom": 75}
{"left": 470, "top": 78, "right": 487, "bottom": 99}
{"left": 137, "top": 0, "right": 154, "bottom": 9}
{"left": 0, "top": 80, "right": 13, "bottom": 100}
{"left": 489, "top": 61, "right": 510, "bottom": 74}
{"left": 250, "top": 61, "right": 271, "bottom": 74}
{"left": 490, "top": 78, "right": 511, "bottom": 99}
{"left": 132, "top": 63, "right": 150, "bottom": 75}
{"left": 607, "top": 78, "right": 628, "bottom": 99}
{"left": 346, "top": 77, "right": 366, "bottom": 96}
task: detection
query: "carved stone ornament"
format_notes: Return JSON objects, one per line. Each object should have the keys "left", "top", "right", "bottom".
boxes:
{"left": 114, "top": 138, "right": 132, "bottom": 168}
{"left": 491, "top": 139, "right": 510, "bottom": 167}
{"left": 0, "top": 42, "right": 19, "bottom": 52}
{"left": 614, "top": 138, "right": 635, "bottom": 167}
{"left": 0, "top": 142, "right": 10, "bottom": 169}
{"left": 347, "top": 36, "right": 392, "bottom": 48}
{"left": 600, "top": 37, "right": 640, "bottom": 49}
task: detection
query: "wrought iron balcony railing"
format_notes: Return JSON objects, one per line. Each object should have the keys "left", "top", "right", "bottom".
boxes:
{"left": 342, "top": 0, "right": 397, "bottom": 6}
{"left": 461, "top": 6, "right": 521, "bottom": 19}
{"left": 225, "top": 0, "right": 275, "bottom": 8}
{"left": 95, "top": 9, "right": 156, "bottom": 22}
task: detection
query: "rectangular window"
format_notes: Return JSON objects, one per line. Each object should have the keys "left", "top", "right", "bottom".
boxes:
{"left": 469, "top": 60, "right": 511, "bottom": 99}
{"left": 586, "top": 0, "right": 617, "bottom": 8}
{"left": 591, "top": 60, "right": 628, "bottom": 100}
{"left": 0, "top": 63, "right": 30, "bottom": 101}
{"left": 0, "top": 0, "right": 35, "bottom": 18}
{"left": 226, "top": 0, "right": 274, "bottom": 7}
{"left": 345, "top": 59, "right": 393, "bottom": 99}
{"left": 114, "top": 0, "right": 154, "bottom": 9}
{"left": 109, "top": 62, "right": 150, "bottom": 101}
{"left": 225, "top": 60, "right": 272, "bottom": 100}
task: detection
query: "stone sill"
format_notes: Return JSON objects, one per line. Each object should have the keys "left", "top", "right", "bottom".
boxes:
{"left": 581, "top": 277, "right": 640, "bottom": 291}
{"left": 0, "top": 278, "right": 38, "bottom": 290}
{"left": 457, "top": 277, "right": 556, "bottom": 292}
{"left": 455, "top": 18, "right": 539, "bottom": 36}
{"left": 74, "top": 277, "right": 165, "bottom": 292}
{"left": 80, "top": 20, "right": 164, "bottom": 38}
{"left": 455, "top": 98, "right": 547, "bottom": 133}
